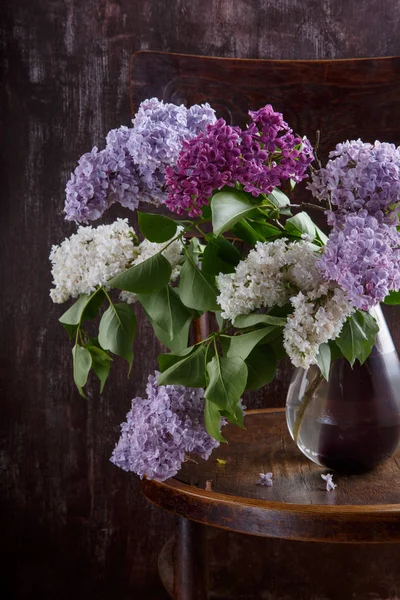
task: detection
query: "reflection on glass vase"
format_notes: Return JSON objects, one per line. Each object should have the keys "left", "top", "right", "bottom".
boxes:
{"left": 286, "top": 305, "right": 400, "bottom": 473}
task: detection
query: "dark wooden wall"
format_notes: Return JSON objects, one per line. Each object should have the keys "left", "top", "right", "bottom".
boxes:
{"left": 2, "top": 2, "right": 400, "bottom": 599}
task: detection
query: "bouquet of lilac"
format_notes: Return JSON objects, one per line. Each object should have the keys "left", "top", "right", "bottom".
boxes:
{"left": 49, "top": 98, "right": 400, "bottom": 481}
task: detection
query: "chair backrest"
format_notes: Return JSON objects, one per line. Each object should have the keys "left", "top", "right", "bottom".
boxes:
{"left": 130, "top": 51, "right": 400, "bottom": 169}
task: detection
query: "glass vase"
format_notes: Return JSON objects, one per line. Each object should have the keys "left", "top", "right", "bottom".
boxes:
{"left": 286, "top": 305, "right": 400, "bottom": 473}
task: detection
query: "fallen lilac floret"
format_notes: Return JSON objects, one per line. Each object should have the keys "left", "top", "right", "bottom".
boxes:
{"left": 257, "top": 472, "right": 273, "bottom": 486}
{"left": 321, "top": 473, "right": 337, "bottom": 491}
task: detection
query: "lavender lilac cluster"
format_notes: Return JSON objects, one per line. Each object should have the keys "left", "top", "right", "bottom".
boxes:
{"left": 64, "top": 99, "right": 216, "bottom": 222}
{"left": 110, "top": 373, "right": 223, "bottom": 481}
{"left": 165, "top": 104, "right": 314, "bottom": 217}
{"left": 309, "top": 140, "right": 400, "bottom": 225}
{"left": 127, "top": 98, "right": 216, "bottom": 205}
{"left": 310, "top": 140, "right": 400, "bottom": 309}
{"left": 64, "top": 128, "right": 145, "bottom": 223}
{"left": 319, "top": 211, "right": 400, "bottom": 309}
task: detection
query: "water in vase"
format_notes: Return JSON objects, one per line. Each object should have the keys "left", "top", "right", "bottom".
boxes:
{"left": 286, "top": 307, "right": 400, "bottom": 473}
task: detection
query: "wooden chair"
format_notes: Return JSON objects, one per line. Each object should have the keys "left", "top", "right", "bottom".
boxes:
{"left": 130, "top": 52, "right": 400, "bottom": 600}
{"left": 131, "top": 51, "right": 400, "bottom": 204}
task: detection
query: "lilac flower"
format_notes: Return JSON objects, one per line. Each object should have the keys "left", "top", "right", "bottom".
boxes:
{"left": 319, "top": 211, "right": 400, "bottom": 310}
{"left": 65, "top": 99, "right": 216, "bottom": 222}
{"left": 110, "top": 373, "right": 223, "bottom": 482}
{"left": 238, "top": 105, "right": 314, "bottom": 196}
{"left": 165, "top": 119, "right": 243, "bottom": 216}
{"left": 64, "top": 127, "right": 146, "bottom": 223}
{"left": 128, "top": 98, "right": 216, "bottom": 204}
{"left": 308, "top": 139, "right": 400, "bottom": 225}
{"left": 321, "top": 473, "right": 337, "bottom": 491}
{"left": 166, "top": 104, "right": 313, "bottom": 216}
{"left": 257, "top": 472, "right": 273, "bottom": 486}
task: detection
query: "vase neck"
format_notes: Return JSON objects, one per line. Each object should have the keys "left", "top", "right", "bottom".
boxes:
{"left": 369, "top": 304, "right": 396, "bottom": 355}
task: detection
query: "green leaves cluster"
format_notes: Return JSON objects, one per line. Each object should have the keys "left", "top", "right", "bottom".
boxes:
{"left": 60, "top": 289, "right": 136, "bottom": 398}
{"left": 210, "top": 188, "right": 327, "bottom": 247}
{"left": 57, "top": 185, "right": 382, "bottom": 446}
{"left": 157, "top": 318, "right": 285, "bottom": 440}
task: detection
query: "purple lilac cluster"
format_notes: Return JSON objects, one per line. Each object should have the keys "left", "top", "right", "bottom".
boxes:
{"left": 309, "top": 140, "right": 400, "bottom": 225}
{"left": 164, "top": 119, "right": 243, "bottom": 216}
{"left": 311, "top": 140, "right": 400, "bottom": 309}
{"left": 64, "top": 98, "right": 216, "bottom": 222}
{"left": 127, "top": 98, "right": 216, "bottom": 204}
{"left": 65, "top": 127, "right": 145, "bottom": 223}
{"left": 319, "top": 211, "right": 400, "bottom": 310}
{"left": 110, "top": 373, "right": 223, "bottom": 481}
{"left": 165, "top": 104, "right": 314, "bottom": 217}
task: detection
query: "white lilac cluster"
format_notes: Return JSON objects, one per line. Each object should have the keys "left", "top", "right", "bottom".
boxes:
{"left": 110, "top": 372, "right": 222, "bottom": 481}
{"left": 120, "top": 227, "right": 185, "bottom": 304}
{"left": 49, "top": 219, "right": 136, "bottom": 303}
{"left": 216, "top": 239, "right": 322, "bottom": 322}
{"left": 216, "top": 238, "right": 354, "bottom": 369}
{"left": 283, "top": 285, "right": 354, "bottom": 369}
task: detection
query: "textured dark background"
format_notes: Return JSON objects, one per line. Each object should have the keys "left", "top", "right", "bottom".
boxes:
{"left": 2, "top": 1, "right": 400, "bottom": 599}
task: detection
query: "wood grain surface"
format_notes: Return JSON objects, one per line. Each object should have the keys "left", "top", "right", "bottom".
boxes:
{"left": 142, "top": 409, "right": 400, "bottom": 543}
{"left": 2, "top": 1, "right": 400, "bottom": 599}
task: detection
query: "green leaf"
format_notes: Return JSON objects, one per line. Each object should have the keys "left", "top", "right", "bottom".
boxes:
{"left": 233, "top": 313, "right": 287, "bottom": 328}
{"left": 211, "top": 190, "right": 259, "bottom": 236}
{"left": 158, "top": 345, "right": 194, "bottom": 372}
{"left": 138, "top": 286, "right": 193, "bottom": 343}
{"left": 329, "top": 340, "right": 344, "bottom": 361}
{"left": 87, "top": 345, "right": 112, "bottom": 393}
{"left": 231, "top": 219, "right": 264, "bottom": 244}
{"left": 268, "top": 332, "right": 286, "bottom": 361}
{"left": 205, "top": 355, "right": 248, "bottom": 417}
{"left": 215, "top": 312, "right": 225, "bottom": 331}
{"left": 72, "top": 345, "right": 92, "bottom": 398}
{"left": 151, "top": 318, "right": 192, "bottom": 354}
{"left": 284, "top": 211, "right": 328, "bottom": 246}
{"left": 202, "top": 234, "right": 241, "bottom": 276}
{"left": 59, "top": 289, "right": 106, "bottom": 337}
{"left": 187, "top": 237, "right": 202, "bottom": 261}
{"left": 384, "top": 290, "right": 400, "bottom": 305}
{"left": 267, "top": 188, "right": 290, "bottom": 208}
{"left": 315, "top": 225, "right": 328, "bottom": 245}
{"left": 285, "top": 211, "right": 317, "bottom": 238}
{"left": 220, "top": 400, "right": 245, "bottom": 428}
{"left": 204, "top": 400, "right": 226, "bottom": 442}
{"left": 108, "top": 253, "right": 172, "bottom": 294}
{"left": 336, "top": 310, "right": 379, "bottom": 366}
{"left": 248, "top": 221, "right": 282, "bottom": 240}
{"left": 98, "top": 303, "right": 137, "bottom": 369}
{"left": 245, "top": 345, "right": 276, "bottom": 391}
{"left": 226, "top": 326, "right": 277, "bottom": 360}
{"left": 179, "top": 253, "right": 220, "bottom": 311}
{"left": 315, "top": 342, "right": 331, "bottom": 381}
{"left": 137, "top": 212, "right": 178, "bottom": 242}
{"left": 157, "top": 344, "right": 207, "bottom": 387}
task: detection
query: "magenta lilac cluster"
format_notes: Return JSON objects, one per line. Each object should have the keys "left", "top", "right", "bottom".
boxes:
{"left": 311, "top": 140, "right": 400, "bottom": 309}
{"left": 110, "top": 373, "right": 223, "bottom": 481}
{"left": 64, "top": 99, "right": 216, "bottom": 222}
{"left": 165, "top": 104, "right": 314, "bottom": 217}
